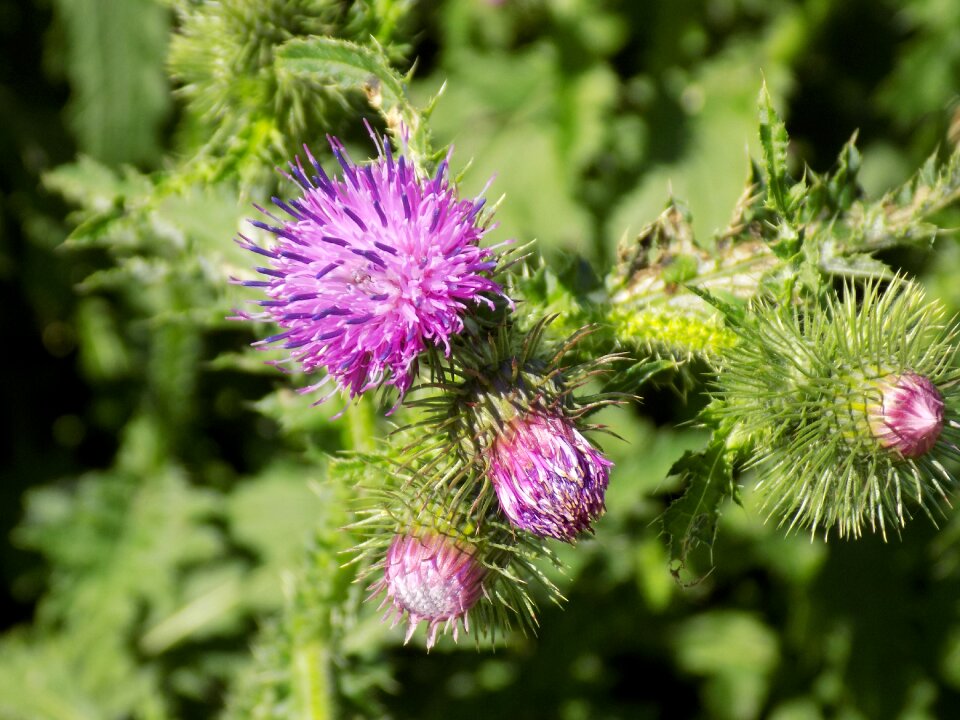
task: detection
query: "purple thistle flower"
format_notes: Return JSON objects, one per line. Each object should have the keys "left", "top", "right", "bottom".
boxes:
{"left": 868, "top": 372, "right": 945, "bottom": 458}
{"left": 488, "top": 407, "right": 612, "bottom": 541}
{"left": 234, "top": 130, "right": 503, "bottom": 403}
{"left": 374, "top": 532, "right": 486, "bottom": 649}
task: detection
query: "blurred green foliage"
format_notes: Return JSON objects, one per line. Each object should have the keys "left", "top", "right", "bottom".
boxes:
{"left": 2, "top": 0, "right": 960, "bottom": 718}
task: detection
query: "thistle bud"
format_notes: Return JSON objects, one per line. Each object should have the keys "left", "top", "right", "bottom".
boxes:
{"left": 488, "top": 407, "right": 612, "bottom": 542}
{"left": 377, "top": 532, "right": 486, "bottom": 649}
{"left": 867, "top": 373, "right": 945, "bottom": 458}
{"left": 428, "top": 319, "right": 617, "bottom": 542}
{"left": 712, "top": 279, "right": 960, "bottom": 538}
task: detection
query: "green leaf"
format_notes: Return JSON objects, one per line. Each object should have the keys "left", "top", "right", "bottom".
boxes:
{"left": 818, "top": 247, "right": 894, "bottom": 281}
{"left": 613, "top": 358, "right": 678, "bottom": 388}
{"left": 757, "top": 83, "right": 791, "bottom": 217}
{"left": 0, "top": 629, "right": 170, "bottom": 720}
{"left": 840, "top": 144, "right": 960, "bottom": 253}
{"left": 660, "top": 440, "right": 734, "bottom": 582}
{"left": 277, "top": 37, "right": 406, "bottom": 107}
{"left": 276, "top": 36, "right": 433, "bottom": 165}
{"left": 4, "top": 455, "right": 225, "bottom": 719}
{"left": 826, "top": 133, "right": 862, "bottom": 212}
{"left": 43, "top": 156, "right": 143, "bottom": 210}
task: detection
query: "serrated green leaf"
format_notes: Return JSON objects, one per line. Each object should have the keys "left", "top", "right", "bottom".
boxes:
{"left": 277, "top": 37, "right": 406, "bottom": 106}
{"left": 0, "top": 629, "right": 170, "bottom": 720}
{"left": 841, "top": 144, "right": 960, "bottom": 253}
{"left": 43, "top": 156, "right": 151, "bottom": 212}
{"left": 818, "top": 248, "right": 894, "bottom": 280}
{"left": 757, "top": 83, "right": 791, "bottom": 217}
{"left": 276, "top": 36, "right": 432, "bottom": 164}
{"left": 827, "top": 133, "right": 862, "bottom": 212}
{"left": 660, "top": 441, "right": 733, "bottom": 581}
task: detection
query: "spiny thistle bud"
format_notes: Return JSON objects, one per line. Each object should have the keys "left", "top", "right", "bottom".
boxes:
{"left": 489, "top": 407, "right": 612, "bottom": 541}
{"left": 352, "top": 448, "right": 564, "bottom": 647}
{"left": 374, "top": 532, "right": 486, "bottom": 649}
{"left": 867, "top": 373, "right": 945, "bottom": 458}
{"left": 429, "top": 320, "right": 616, "bottom": 542}
{"left": 234, "top": 128, "right": 504, "bottom": 404}
{"left": 713, "top": 278, "right": 960, "bottom": 538}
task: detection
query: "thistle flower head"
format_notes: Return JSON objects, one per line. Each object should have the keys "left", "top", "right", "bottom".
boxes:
{"left": 235, "top": 130, "right": 503, "bottom": 403}
{"left": 867, "top": 372, "right": 945, "bottom": 458}
{"left": 374, "top": 531, "right": 486, "bottom": 649}
{"left": 424, "top": 320, "right": 616, "bottom": 542}
{"left": 713, "top": 278, "right": 960, "bottom": 538}
{"left": 488, "top": 406, "right": 612, "bottom": 541}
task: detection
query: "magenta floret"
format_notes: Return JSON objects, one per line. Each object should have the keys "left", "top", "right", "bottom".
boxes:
{"left": 488, "top": 408, "right": 612, "bottom": 541}
{"left": 868, "top": 372, "right": 945, "bottom": 458}
{"left": 374, "top": 532, "right": 486, "bottom": 649}
{"left": 235, "top": 132, "right": 502, "bottom": 403}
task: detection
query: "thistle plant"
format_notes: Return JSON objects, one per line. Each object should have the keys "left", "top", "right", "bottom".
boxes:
{"left": 228, "top": 65, "right": 960, "bottom": 645}
{"left": 20, "top": 1, "right": 960, "bottom": 717}
{"left": 486, "top": 406, "right": 612, "bottom": 541}
{"left": 436, "top": 322, "right": 618, "bottom": 542}
{"left": 167, "top": 0, "right": 414, "bottom": 187}
{"left": 868, "top": 372, "right": 946, "bottom": 458}
{"left": 350, "top": 446, "right": 564, "bottom": 648}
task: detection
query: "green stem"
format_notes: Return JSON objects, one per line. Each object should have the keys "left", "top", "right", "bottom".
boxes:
{"left": 294, "top": 641, "right": 336, "bottom": 720}
{"left": 346, "top": 395, "right": 377, "bottom": 452}
{"left": 610, "top": 250, "right": 774, "bottom": 309}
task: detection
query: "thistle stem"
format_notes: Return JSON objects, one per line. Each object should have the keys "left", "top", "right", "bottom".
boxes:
{"left": 294, "top": 640, "right": 337, "bottom": 720}
{"left": 347, "top": 395, "right": 376, "bottom": 452}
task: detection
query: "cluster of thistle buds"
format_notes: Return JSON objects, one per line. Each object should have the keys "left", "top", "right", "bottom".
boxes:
{"left": 233, "top": 126, "right": 614, "bottom": 647}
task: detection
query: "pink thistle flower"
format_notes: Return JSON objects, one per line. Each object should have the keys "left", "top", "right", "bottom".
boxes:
{"left": 489, "top": 407, "right": 612, "bottom": 541}
{"left": 374, "top": 532, "right": 486, "bottom": 649}
{"left": 868, "top": 372, "right": 945, "bottom": 458}
{"left": 234, "top": 130, "right": 503, "bottom": 404}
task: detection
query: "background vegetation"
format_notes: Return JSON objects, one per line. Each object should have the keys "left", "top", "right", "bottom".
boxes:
{"left": 3, "top": 0, "right": 960, "bottom": 718}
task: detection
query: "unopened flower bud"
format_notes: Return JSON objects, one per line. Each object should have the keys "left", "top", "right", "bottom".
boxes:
{"left": 489, "top": 408, "right": 612, "bottom": 541}
{"left": 712, "top": 278, "right": 960, "bottom": 537}
{"left": 868, "top": 372, "right": 945, "bottom": 458}
{"left": 377, "top": 532, "right": 486, "bottom": 649}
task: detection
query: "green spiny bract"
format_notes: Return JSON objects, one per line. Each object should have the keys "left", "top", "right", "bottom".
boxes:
{"left": 349, "top": 448, "right": 562, "bottom": 649}
{"left": 712, "top": 277, "right": 960, "bottom": 539}
{"left": 408, "top": 317, "right": 619, "bottom": 529}
{"left": 347, "top": 318, "right": 618, "bottom": 647}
